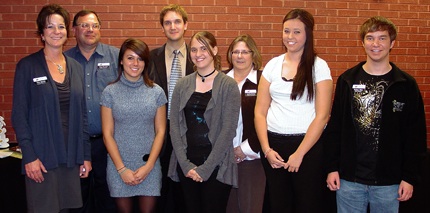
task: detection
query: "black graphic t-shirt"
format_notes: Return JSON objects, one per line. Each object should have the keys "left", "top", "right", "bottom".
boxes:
{"left": 352, "top": 68, "right": 393, "bottom": 184}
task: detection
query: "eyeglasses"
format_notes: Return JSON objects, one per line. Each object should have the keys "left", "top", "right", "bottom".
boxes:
{"left": 232, "top": 50, "right": 253, "bottom": 56}
{"left": 77, "top": 23, "right": 101, "bottom": 30}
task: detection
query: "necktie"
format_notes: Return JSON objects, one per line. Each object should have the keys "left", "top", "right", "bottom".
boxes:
{"left": 168, "top": 50, "right": 182, "bottom": 119}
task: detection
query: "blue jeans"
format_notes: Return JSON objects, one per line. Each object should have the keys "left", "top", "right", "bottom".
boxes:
{"left": 337, "top": 179, "right": 399, "bottom": 213}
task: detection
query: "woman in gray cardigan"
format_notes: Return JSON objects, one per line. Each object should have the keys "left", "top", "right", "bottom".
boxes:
{"left": 168, "top": 31, "right": 240, "bottom": 213}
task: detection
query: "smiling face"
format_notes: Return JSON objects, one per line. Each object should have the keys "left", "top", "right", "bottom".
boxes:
{"left": 73, "top": 13, "right": 101, "bottom": 48}
{"left": 282, "top": 18, "right": 307, "bottom": 54}
{"left": 362, "top": 30, "right": 394, "bottom": 63}
{"left": 231, "top": 41, "right": 253, "bottom": 73}
{"left": 121, "top": 49, "right": 145, "bottom": 82}
{"left": 190, "top": 37, "right": 217, "bottom": 71}
{"left": 162, "top": 11, "right": 187, "bottom": 42}
{"left": 41, "top": 14, "right": 68, "bottom": 49}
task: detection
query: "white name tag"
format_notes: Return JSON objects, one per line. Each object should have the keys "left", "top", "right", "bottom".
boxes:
{"left": 33, "top": 76, "right": 48, "bottom": 85}
{"left": 352, "top": 84, "right": 365, "bottom": 92}
{"left": 97, "top": 63, "right": 110, "bottom": 69}
{"left": 244, "top": 89, "right": 257, "bottom": 96}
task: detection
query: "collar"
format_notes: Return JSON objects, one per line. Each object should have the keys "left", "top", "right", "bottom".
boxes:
{"left": 74, "top": 42, "right": 104, "bottom": 58}
{"left": 226, "top": 68, "right": 257, "bottom": 84}
{"left": 165, "top": 42, "right": 186, "bottom": 58}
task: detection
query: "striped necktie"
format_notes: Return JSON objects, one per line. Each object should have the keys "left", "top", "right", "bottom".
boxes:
{"left": 168, "top": 50, "right": 182, "bottom": 119}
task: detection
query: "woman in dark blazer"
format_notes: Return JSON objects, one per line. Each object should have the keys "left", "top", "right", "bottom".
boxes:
{"left": 11, "top": 4, "right": 91, "bottom": 213}
{"left": 224, "top": 34, "right": 266, "bottom": 213}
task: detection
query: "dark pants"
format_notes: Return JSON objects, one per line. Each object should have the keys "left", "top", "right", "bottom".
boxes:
{"left": 157, "top": 121, "right": 186, "bottom": 213}
{"left": 261, "top": 132, "right": 330, "bottom": 213}
{"left": 71, "top": 136, "right": 117, "bottom": 213}
{"left": 226, "top": 159, "right": 266, "bottom": 213}
{"left": 178, "top": 167, "right": 231, "bottom": 213}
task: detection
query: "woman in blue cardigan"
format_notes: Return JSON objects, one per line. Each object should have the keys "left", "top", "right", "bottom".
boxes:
{"left": 11, "top": 4, "right": 91, "bottom": 213}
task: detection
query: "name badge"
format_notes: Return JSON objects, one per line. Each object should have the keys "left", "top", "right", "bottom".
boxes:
{"left": 245, "top": 89, "right": 257, "bottom": 96}
{"left": 97, "top": 63, "right": 110, "bottom": 69}
{"left": 33, "top": 76, "right": 47, "bottom": 85}
{"left": 352, "top": 84, "right": 365, "bottom": 92}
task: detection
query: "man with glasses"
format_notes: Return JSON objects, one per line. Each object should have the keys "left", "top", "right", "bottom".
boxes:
{"left": 148, "top": 4, "right": 194, "bottom": 213}
{"left": 65, "top": 10, "right": 119, "bottom": 213}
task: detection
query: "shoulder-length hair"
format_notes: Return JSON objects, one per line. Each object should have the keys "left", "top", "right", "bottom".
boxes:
{"left": 226, "top": 34, "right": 262, "bottom": 71}
{"left": 190, "top": 31, "right": 222, "bottom": 71}
{"left": 284, "top": 9, "right": 317, "bottom": 101}
{"left": 112, "top": 38, "right": 154, "bottom": 87}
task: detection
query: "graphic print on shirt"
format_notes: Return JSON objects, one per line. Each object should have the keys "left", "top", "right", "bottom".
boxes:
{"left": 352, "top": 77, "right": 389, "bottom": 152}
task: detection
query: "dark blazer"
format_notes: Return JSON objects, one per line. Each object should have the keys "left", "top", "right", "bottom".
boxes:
{"left": 12, "top": 49, "right": 90, "bottom": 174}
{"left": 224, "top": 69, "right": 262, "bottom": 153}
{"left": 149, "top": 44, "right": 195, "bottom": 99}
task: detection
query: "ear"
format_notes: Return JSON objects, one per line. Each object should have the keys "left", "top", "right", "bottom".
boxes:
{"left": 390, "top": 40, "right": 395, "bottom": 49}
{"left": 213, "top": 46, "right": 218, "bottom": 56}
{"left": 184, "top": 22, "right": 188, "bottom": 31}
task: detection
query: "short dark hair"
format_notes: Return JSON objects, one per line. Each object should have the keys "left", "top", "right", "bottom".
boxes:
{"left": 72, "top": 10, "right": 102, "bottom": 27}
{"left": 36, "top": 4, "right": 70, "bottom": 38}
{"left": 360, "top": 16, "right": 397, "bottom": 42}
{"left": 159, "top": 4, "right": 188, "bottom": 26}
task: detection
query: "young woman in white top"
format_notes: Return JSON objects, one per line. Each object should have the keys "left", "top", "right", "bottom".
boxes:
{"left": 254, "top": 9, "right": 333, "bottom": 212}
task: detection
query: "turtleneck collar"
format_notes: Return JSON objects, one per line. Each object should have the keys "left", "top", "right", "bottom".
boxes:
{"left": 120, "top": 73, "right": 144, "bottom": 88}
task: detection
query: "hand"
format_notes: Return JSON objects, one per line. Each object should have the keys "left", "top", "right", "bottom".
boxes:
{"left": 266, "top": 149, "right": 285, "bottom": 169}
{"left": 326, "top": 171, "right": 340, "bottom": 191}
{"left": 134, "top": 164, "right": 153, "bottom": 184}
{"left": 283, "top": 152, "right": 303, "bottom": 172}
{"left": 234, "top": 146, "right": 246, "bottom": 163}
{"left": 120, "top": 168, "right": 139, "bottom": 186}
{"left": 79, "top": 161, "right": 92, "bottom": 178}
{"left": 186, "top": 168, "right": 203, "bottom": 182}
{"left": 397, "top": 180, "right": 413, "bottom": 201}
{"left": 25, "top": 159, "right": 47, "bottom": 183}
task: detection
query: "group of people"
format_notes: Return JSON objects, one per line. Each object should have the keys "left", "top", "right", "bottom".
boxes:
{"left": 11, "top": 3, "right": 427, "bottom": 213}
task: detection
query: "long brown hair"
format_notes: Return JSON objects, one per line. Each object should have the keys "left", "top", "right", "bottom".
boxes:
{"left": 284, "top": 9, "right": 316, "bottom": 101}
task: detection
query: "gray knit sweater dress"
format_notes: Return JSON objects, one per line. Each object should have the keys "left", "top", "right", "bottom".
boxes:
{"left": 100, "top": 74, "right": 167, "bottom": 197}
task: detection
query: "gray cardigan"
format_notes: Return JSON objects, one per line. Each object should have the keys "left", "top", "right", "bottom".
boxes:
{"left": 168, "top": 71, "right": 241, "bottom": 187}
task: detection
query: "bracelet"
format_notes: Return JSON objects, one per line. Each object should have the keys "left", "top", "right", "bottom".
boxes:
{"left": 264, "top": 148, "right": 273, "bottom": 158}
{"left": 117, "top": 166, "right": 125, "bottom": 172}
{"left": 119, "top": 168, "right": 128, "bottom": 175}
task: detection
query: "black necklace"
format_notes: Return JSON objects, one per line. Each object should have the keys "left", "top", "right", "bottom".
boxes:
{"left": 197, "top": 69, "right": 216, "bottom": 82}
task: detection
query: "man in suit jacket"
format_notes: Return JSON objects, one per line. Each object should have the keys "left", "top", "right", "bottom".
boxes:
{"left": 148, "top": 4, "right": 194, "bottom": 213}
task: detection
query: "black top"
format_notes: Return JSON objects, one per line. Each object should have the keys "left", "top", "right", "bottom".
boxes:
{"left": 55, "top": 73, "right": 71, "bottom": 149}
{"left": 184, "top": 90, "right": 212, "bottom": 166}
{"left": 353, "top": 68, "right": 393, "bottom": 184}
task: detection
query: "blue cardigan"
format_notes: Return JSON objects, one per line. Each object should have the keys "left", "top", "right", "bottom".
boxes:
{"left": 12, "top": 49, "right": 90, "bottom": 174}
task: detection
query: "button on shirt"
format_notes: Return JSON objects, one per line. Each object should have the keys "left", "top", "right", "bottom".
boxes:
{"left": 65, "top": 42, "right": 119, "bottom": 135}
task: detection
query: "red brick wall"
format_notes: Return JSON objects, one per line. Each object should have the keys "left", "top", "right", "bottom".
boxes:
{"left": 1, "top": 0, "right": 429, "bottom": 147}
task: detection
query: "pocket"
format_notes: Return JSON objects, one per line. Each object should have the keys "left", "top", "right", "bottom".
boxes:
{"left": 96, "top": 68, "right": 118, "bottom": 92}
